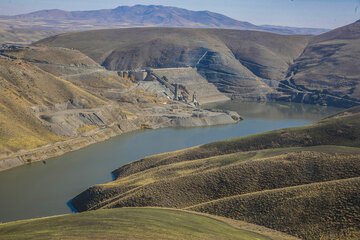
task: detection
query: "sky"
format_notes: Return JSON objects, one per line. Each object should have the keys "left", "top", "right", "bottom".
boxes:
{"left": 1, "top": 0, "right": 359, "bottom": 29}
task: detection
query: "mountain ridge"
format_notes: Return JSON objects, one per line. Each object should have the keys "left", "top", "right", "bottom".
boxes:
{"left": 0, "top": 5, "right": 329, "bottom": 36}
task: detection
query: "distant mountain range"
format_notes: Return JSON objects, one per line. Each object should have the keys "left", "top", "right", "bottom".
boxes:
{"left": 0, "top": 5, "right": 329, "bottom": 35}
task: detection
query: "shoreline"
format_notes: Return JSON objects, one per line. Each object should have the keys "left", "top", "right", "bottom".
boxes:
{"left": 0, "top": 109, "right": 240, "bottom": 173}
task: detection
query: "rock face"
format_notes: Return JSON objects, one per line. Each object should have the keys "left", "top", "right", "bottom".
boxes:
{"left": 195, "top": 50, "right": 276, "bottom": 101}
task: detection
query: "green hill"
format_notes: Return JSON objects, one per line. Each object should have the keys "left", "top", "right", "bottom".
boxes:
{"left": 71, "top": 106, "right": 360, "bottom": 239}
{"left": 0, "top": 208, "right": 296, "bottom": 240}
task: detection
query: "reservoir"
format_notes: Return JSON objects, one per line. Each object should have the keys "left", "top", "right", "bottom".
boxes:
{"left": 0, "top": 101, "right": 342, "bottom": 222}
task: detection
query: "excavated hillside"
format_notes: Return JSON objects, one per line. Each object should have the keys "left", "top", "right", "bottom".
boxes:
{"left": 4, "top": 46, "right": 133, "bottom": 96}
{"left": 37, "top": 28, "right": 310, "bottom": 102}
{"left": 0, "top": 46, "right": 239, "bottom": 171}
{"left": 72, "top": 106, "right": 360, "bottom": 240}
{"left": 0, "top": 56, "right": 105, "bottom": 154}
{"left": 152, "top": 68, "right": 229, "bottom": 104}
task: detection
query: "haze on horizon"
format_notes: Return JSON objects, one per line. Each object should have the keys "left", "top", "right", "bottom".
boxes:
{"left": 1, "top": 0, "right": 359, "bottom": 29}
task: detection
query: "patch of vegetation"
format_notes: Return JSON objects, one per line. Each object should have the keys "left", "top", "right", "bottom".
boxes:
{"left": 77, "top": 124, "right": 97, "bottom": 134}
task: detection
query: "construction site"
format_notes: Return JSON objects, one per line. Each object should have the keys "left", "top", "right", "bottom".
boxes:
{"left": 118, "top": 67, "right": 229, "bottom": 106}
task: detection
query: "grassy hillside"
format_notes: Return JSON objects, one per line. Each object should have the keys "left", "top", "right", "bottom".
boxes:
{"left": 71, "top": 106, "right": 360, "bottom": 239}
{"left": 0, "top": 208, "right": 296, "bottom": 240}
{"left": 190, "top": 177, "right": 360, "bottom": 240}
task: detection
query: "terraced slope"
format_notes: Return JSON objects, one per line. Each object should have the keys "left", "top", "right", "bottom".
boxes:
{"left": 152, "top": 68, "right": 229, "bottom": 104}
{"left": 72, "top": 106, "right": 360, "bottom": 239}
{"left": 0, "top": 56, "right": 106, "bottom": 154}
{"left": 37, "top": 28, "right": 310, "bottom": 101}
{"left": 5, "top": 46, "right": 132, "bottom": 94}
{"left": 0, "top": 208, "right": 297, "bottom": 240}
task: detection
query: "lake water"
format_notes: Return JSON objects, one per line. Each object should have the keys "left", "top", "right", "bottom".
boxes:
{"left": 0, "top": 101, "right": 342, "bottom": 222}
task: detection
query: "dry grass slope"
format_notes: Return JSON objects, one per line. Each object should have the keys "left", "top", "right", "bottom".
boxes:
{"left": 190, "top": 177, "right": 360, "bottom": 240}
{"left": 0, "top": 28, "right": 59, "bottom": 44}
{"left": 0, "top": 208, "right": 294, "bottom": 240}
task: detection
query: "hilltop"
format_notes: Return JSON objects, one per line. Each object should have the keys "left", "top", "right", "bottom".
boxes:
{"left": 71, "top": 106, "right": 360, "bottom": 239}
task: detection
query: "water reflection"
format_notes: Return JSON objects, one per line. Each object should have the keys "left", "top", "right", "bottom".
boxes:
{"left": 205, "top": 101, "right": 343, "bottom": 121}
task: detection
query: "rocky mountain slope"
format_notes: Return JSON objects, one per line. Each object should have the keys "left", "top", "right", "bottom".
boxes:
{"left": 38, "top": 20, "right": 360, "bottom": 107}
{"left": 71, "top": 106, "right": 360, "bottom": 240}
{"left": 0, "top": 5, "right": 328, "bottom": 36}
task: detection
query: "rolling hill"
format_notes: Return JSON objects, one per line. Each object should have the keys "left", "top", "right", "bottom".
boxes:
{"left": 0, "top": 5, "right": 328, "bottom": 36}
{"left": 0, "top": 28, "right": 60, "bottom": 45}
{"left": 0, "top": 208, "right": 298, "bottom": 240}
{"left": 71, "top": 106, "right": 360, "bottom": 239}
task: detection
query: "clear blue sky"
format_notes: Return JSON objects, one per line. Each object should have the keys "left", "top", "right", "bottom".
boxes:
{"left": 1, "top": 0, "right": 359, "bottom": 29}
